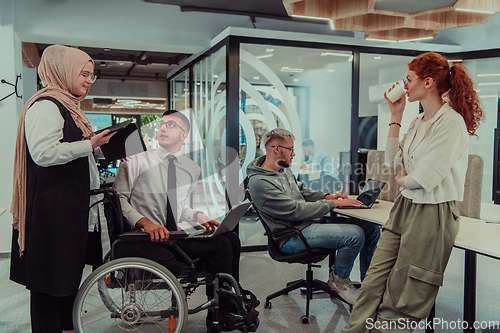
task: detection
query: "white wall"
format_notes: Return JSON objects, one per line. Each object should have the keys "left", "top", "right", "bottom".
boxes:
{"left": 359, "top": 77, "right": 378, "bottom": 117}
{"left": 0, "top": 1, "right": 25, "bottom": 253}
{"left": 300, "top": 63, "right": 352, "bottom": 165}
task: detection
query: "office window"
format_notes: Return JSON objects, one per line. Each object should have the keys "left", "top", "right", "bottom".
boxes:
{"left": 463, "top": 57, "right": 500, "bottom": 204}
{"left": 239, "top": 43, "right": 353, "bottom": 179}
{"left": 359, "top": 53, "right": 417, "bottom": 151}
{"left": 170, "top": 70, "right": 189, "bottom": 111}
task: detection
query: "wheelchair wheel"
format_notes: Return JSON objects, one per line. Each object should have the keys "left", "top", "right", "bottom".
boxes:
{"left": 73, "top": 257, "right": 188, "bottom": 333}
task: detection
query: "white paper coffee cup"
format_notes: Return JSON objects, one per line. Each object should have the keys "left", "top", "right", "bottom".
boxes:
{"left": 386, "top": 82, "right": 405, "bottom": 103}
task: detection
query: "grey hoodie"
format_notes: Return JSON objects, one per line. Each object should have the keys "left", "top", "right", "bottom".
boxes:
{"left": 246, "top": 155, "right": 336, "bottom": 249}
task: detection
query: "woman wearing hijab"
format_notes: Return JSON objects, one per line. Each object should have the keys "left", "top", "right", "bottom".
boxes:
{"left": 9, "top": 45, "right": 114, "bottom": 332}
{"left": 341, "top": 52, "right": 484, "bottom": 332}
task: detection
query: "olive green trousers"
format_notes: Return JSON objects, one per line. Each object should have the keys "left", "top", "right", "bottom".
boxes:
{"left": 341, "top": 193, "right": 460, "bottom": 333}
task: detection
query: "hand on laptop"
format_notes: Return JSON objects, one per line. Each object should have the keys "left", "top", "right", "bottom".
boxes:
{"left": 332, "top": 197, "right": 364, "bottom": 208}
{"left": 325, "top": 193, "right": 348, "bottom": 200}
{"left": 325, "top": 193, "right": 364, "bottom": 207}
{"left": 196, "top": 213, "right": 220, "bottom": 230}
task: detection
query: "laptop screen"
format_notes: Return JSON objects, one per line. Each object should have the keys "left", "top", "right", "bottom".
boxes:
{"left": 356, "top": 179, "right": 386, "bottom": 206}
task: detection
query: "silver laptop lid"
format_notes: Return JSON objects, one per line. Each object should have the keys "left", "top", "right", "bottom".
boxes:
{"left": 187, "top": 202, "right": 252, "bottom": 238}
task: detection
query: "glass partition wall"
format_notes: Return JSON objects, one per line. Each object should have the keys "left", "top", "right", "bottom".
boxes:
{"left": 239, "top": 44, "right": 353, "bottom": 179}
{"left": 168, "top": 35, "right": 500, "bottom": 248}
{"left": 463, "top": 57, "right": 500, "bottom": 207}
{"left": 238, "top": 44, "right": 354, "bottom": 246}
{"left": 191, "top": 46, "right": 231, "bottom": 220}
{"left": 170, "top": 70, "right": 189, "bottom": 111}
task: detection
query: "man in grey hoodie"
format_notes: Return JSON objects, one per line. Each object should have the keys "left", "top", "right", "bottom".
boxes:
{"left": 246, "top": 128, "right": 380, "bottom": 305}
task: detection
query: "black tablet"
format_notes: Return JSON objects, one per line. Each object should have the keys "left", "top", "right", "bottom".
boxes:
{"left": 94, "top": 119, "right": 133, "bottom": 134}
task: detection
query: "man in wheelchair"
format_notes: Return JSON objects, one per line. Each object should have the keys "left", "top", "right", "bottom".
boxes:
{"left": 112, "top": 110, "right": 259, "bottom": 331}
{"left": 113, "top": 110, "right": 258, "bottom": 331}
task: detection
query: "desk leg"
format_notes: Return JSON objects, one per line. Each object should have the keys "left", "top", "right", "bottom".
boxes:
{"left": 464, "top": 250, "right": 476, "bottom": 333}
{"left": 426, "top": 303, "right": 435, "bottom": 333}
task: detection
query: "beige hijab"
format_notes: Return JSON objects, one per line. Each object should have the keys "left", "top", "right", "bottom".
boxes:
{"left": 11, "top": 45, "right": 95, "bottom": 255}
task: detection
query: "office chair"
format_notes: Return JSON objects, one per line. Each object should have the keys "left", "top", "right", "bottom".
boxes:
{"left": 244, "top": 189, "right": 351, "bottom": 324}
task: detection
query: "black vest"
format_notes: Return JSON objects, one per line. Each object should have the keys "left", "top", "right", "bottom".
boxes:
{"left": 10, "top": 97, "right": 91, "bottom": 296}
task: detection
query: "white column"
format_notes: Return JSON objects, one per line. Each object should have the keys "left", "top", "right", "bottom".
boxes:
{"left": 0, "top": 2, "right": 25, "bottom": 253}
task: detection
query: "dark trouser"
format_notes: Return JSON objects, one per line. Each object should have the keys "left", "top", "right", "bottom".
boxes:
{"left": 30, "top": 291, "right": 76, "bottom": 333}
{"left": 175, "top": 231, "right": 241, "bottom": 282}
{"left": 174, "top": 232, "right": 242, "bottom": 326}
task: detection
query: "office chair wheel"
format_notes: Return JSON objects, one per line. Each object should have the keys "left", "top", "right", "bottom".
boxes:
{"left": 301, "top": 315, "right": 309, "bottom": 324}
{"left": 264, "top": 301, "right": 272, "bottom": 309}
{"left": 207, "top": 324, "right": 222, "bottom": 333}
{"left": 73, "top": 257, "right": 188, "bottom": 333}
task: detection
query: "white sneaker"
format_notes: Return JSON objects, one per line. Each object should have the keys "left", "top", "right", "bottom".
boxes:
{"left": 327, "top": 272, "right": 360, "bottom": 305}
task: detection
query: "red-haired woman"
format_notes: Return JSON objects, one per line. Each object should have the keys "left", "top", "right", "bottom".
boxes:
{"left": 342, "top": 52, "right": 484, "bottom": 332}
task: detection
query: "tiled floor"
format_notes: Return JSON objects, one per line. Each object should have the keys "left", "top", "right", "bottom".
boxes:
{"left": 2, "top": 246, "right": 500, "bottom": 332}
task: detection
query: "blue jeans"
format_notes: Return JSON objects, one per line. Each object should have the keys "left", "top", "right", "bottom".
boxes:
{"left": 281, "top": 216, "right": 380, "bottom": 280}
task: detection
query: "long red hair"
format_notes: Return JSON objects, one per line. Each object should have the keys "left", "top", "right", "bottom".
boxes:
{"left": 408, "top": 52, "right": 484, "bottom": 136}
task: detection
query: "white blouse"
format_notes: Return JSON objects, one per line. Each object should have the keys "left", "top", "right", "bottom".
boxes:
{"left": 385, "top": 103, "right": 469, "bottom": 204}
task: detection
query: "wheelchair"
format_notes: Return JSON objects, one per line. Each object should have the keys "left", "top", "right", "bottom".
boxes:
{"left": 73, "top": 186, "right": 259, "bottom": 333}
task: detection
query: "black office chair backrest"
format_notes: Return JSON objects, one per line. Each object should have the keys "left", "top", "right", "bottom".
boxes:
{"left": 246, "top": 188, "right": 336, "bottom": 266}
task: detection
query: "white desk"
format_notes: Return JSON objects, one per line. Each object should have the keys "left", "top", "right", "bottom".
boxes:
{"left": 335, "top": 199, "right": 392, "bottom": 225}
{"left": 337, "top": 197, "right": 500, "bottom": 333}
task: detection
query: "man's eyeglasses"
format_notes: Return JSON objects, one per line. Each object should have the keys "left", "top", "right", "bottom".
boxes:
{"left": 272, "top": 145, "right": 294, "bottom": 153}
{"left": 159, "top": 120, "right": 187, "bottom": 131}
{"left": 80, "top": 72, "right": 97, "bottom": 83}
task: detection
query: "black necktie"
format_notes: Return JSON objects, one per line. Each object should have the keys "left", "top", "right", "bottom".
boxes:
{"left": 166, "top": 155, "right": 178, "bottom": 231}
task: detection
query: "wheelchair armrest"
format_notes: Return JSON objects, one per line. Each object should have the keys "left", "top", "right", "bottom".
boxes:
{"left": 118, "top": 231, "right": 152, "bottom": 242}
{"left": 265, "top": 227, "right": 316, "bottom": 256}
{"left": 118, "top": 230, "right": 189, "bottom": 242}
{"left": 169, "top": 230, "right": 189, "bottom": 239}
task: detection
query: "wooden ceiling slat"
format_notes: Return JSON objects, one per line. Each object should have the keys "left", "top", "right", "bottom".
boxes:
{"left": 21, "top": 42, "right": 40, "bottom": 68}
{"left": 284, "top": 0, "right": 500, "bottom": 41}
{"left": 458, "top": 0, "right": 500, "bottom": 12}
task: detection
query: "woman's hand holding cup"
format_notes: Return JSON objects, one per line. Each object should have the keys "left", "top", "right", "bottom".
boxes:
{"left": 384, "top": 82, "right": 406, "bottom": 120}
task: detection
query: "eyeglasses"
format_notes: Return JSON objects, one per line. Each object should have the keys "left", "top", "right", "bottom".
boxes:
{"left": 159, "top": 120, "right": 187, "bottom": 131}
{"left": 272, "top": 145, "right": 294, "bottom": 153}
{"left": 80, "top": 72, "right": 97, "bottom": 83}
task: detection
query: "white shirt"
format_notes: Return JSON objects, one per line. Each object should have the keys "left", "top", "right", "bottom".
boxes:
{"left": 25, "top": 99, "right": 101, "bottom": 231}
{"left": 385, "top": 103, "right": 469, "bottom": 204}
{"left": 113, "top": 147, "right": 202, "bottom": 230}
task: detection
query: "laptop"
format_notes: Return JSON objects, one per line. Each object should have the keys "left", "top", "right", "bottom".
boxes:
{"left": 337, "top": 179, "right": 387, "bottom": 209}
{"left": 185, "top": 202, "right": 252, "bottom": 238}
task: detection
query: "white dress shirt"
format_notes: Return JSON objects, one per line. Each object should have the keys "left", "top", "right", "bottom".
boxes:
{"left": 113, "top": 147, "right": 202, "bottom": 230}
